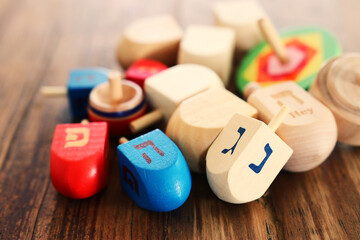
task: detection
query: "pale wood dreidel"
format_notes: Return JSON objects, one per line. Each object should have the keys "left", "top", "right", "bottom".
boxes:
{"left": 178, "top": 25, "right": 235, "bottom": 85}
{"left": 310, "top": 54, "right": 360, "bottom": 146}
{"left": 166, "top": 87, "right": 258, "bottom": 173}
{"left": 236, "top": 18, "right": 341, "bottom": 94}
{"left": 117, "top": 129, "right": 191, "bottom": 212}
{"left": 212, "top": 0, "right": 269, "bottom": 51}
{"left": 117, "top": 15, "right": 183, "bottom": 68}
{"left": 40, "top": 68, "right": 110, "bottom": 119}
{"left": 246, "top": 81, "right": 337, "bottom": 172}
{"left": 130, "top": 64, "right": 224, "bottom": 133}
{"left": 206, "top": 106, "right": 293, "bottom": 204}
{"left": 88, "top": 71, "right": 146, "bottom": 136}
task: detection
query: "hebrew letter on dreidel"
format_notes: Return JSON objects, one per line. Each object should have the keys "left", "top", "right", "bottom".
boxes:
{"left": 248, "top": 143, "right": 273, "bottom": 174}
{"left": 221, "top": 127, "right": 246, "bottom": 155}
{"left": 133, "top": 140, "right": 165, "bottom": 164}
{"left": 271, "top": 90, "right": 304, "bottom": 106}
{"left": 123, "top": 165, "right": 139, "bottom": 195}
{"left": 64, "top": 127, "right": 90, "bottom": 148}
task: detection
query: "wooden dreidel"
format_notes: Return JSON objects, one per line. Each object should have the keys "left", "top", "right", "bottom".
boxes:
{"left": 236, "top": 18, "right": 341, "bottom": 94}
{"left": 206, "top": 106, "right": 293, "bottom": 204}
{"left": 117, "top": 129, "right": 192, "bottom": 212}
{"left": 166, "top": 87, "right": 258, "bottom": 173}
{"left": 178, "top": 25, "right": 235, "bottom": 85}
{"left": 117, "top": 15, "right": 183, "bottom": 68}
{"left": 310, "top": 54, "right": 360, "bottom": 146}
{"left": 50, "top": 121, "right": 109, "bottom": 199}
{"left": 212, "top": 0, "right": 269, "bottom": 51}
{"left": 40, "top": 68, "right": 109, "bottom": 119}
{"left": 125, "top": 59, "right": 168, "bottom": 89}
{"left": 88, "top": 71, "right": 146, "bottom": 136}
{"left": 246, "top": 81, "right": 337, "bottom": 172}
{"left": 130, "top": 64, "right": 224, "bottom": 133}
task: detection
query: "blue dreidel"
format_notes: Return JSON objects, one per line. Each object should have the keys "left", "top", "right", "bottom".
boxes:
{"left": 117, "top": 129, "right": 192, "bottom": 212}
{"left": 40, "top": 68, "right": 110, "bottom": 119}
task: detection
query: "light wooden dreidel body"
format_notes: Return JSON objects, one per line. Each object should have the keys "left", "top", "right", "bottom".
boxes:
{"left": 310, "top": 54, "right": 360, "bottom": 146}
{"left": 247, "top": 82, "right": 337, "bottom": 172}
{"left": 178, "top": 25, "right": 235, "bottom": 85}
{"left": 117, "top": 129, "right": 191, "bottom": 212}
{"left": 166, "top": 88, "right": 258, "bottom": 173}
{"left": 117, "top": 15, "right": 182, "bottom": 68}
{"left": 236, "top": 24, "right": 341, "bottom": 94}
{"left": 130, "top": 64, "right": 224, "bottom": 133}
{"left": 206, "top": 107, "right": 293, "bottom": 204}
{"left": 212, "top": 0, "right": 269, "bottom": 51}
{"left": 88, "top": 72, "right": 146, "bottom": 136}
{"left": 41, "top": 68, "right": 109, "bottom": 119}
{"left": 51, "top": 122, "right": 109, "bottom": 199}
{"left": 125, "top": 59, "right": 168, "bottom": 89}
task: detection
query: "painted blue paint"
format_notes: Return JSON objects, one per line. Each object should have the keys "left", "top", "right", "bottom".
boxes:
{"left": 222, "top": 127, "right": 246, "bottom": 155}
{"left": 117, "top": 129, "right": 192, "bottom": 212}
{"left": 67, "top": 68, "right": 109, "bottom": 119}
{"left": 248, "top": 143, "right": 273, "bottom": 174}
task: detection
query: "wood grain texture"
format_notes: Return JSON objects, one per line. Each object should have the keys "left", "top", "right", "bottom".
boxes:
{"left": 0, "top": 0, "right": 359, "bottom": 239}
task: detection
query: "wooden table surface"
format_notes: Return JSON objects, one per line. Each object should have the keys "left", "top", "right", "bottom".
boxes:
{"left": 0, "top": 0, "right": 359, "bottom": 239}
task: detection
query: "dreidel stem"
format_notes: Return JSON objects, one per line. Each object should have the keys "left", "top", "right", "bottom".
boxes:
{"left": 267, "top": 105, "right": 290, "bottom": 132}
{"left": 129, "top": 109, "right": 164, "bottom": 133}
{"left": 119, "top": 137, "right": 129, "bottom": 145}
{"left": 40, "top": 86, "right": 67, "bottom": 96}
{"left": 108, "top": 71, "right": 123, "bottom": 104}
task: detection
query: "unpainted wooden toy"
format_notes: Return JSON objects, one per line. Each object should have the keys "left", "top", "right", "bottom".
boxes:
{"left": 212, "top": 0, "right": 269, "bottom": 51}
{"left": 130, "top": 64, "right": 224, "bottom": 133}
{"left": 117, "top": 15, "right": 183, "bottom": 68}
{"left": 310, "top": 54, "right": 360, "bottom": 146}
{"left": 166, "top": 87, "right": 258, "bottom": 173}
{"left": 125, "top": 59, "right": 168, "bottom": 89}
{"left": 246, "top": 81, "right": 337, "bottom": 172}
{"left": 206, "top": 106, "right": 293, "bottom": 204}
{"left": 117, "top": 129, "right": 191, "bottom": 212}
{"left": 88, "top": 71, "right": 146, "bottom": 136}
{"left": 40, "top": 68, "right": 109, "bottom": 119}
{"left": 178, "top": 25, "right": 235, "bottom": 85}
{"left": 51, "top": 121, "right": 109, "bottom": 199}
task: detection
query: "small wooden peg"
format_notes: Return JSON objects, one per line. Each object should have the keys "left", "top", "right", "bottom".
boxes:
{"left": 258, "top": 18, "right": 288, "bottom": 64}
{"left": 108, "top": 71, "right": 123, "bottom": 104}
{"left": 119, "top": 137, "right": 129, "bottom": 145}
{"left": 81, "top": 119, "right": 89, "bottom": 124}
{"left": 40, "top": 86, "right": 67, "bottom": 96}
{"left": 267, "top": 105, "right": 290, "bottom": 132}
{"left": 129, "top": 109, "right": 163, "bottom": 133}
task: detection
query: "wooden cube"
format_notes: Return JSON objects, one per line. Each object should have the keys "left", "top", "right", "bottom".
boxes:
{"left": 117, "top": 15, "right": 183, "bottom": 68}
{"left": 51, "top": 122, "right": 109, "bottom": 199}
{"left": 117, "top": 129, "right": 191, "bottom": 212}
{"left": 144, "top": 64, "right": 224, "bottom": 122}
{"left": 248, "top": 82, "right": 337, "bottom": 172}
{"left": 206, "top": 114, "right": 293, "bottom": 204}
{"left": 166, "top": 88, "right": 258, "bottom": 173}
{"left": 212, "top": 0, "right": 269, "bottom": 51}
{"left": 178, "top": 25, "right": 235, "bottom": 85}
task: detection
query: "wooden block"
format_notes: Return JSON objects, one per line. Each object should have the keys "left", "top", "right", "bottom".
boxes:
{"left": 236, "top": 27, "right": 341, "bottom": 94}
{"left": 212, "top": 0, "right": 268, "bottom": 51}
{"left": 178, "top": 25, "right": 235, "bottom": 85}
{"left": 125, "top": 59, "right": 168, "bottom": 89}
{"left": 206, "top": 113, "right": 293, "bottom": 204}
{"left": 117, "top": 129, "right": 191, "bottom": 212}
{"left": 166, "top": 88, "right": 258, "bottom": 173}
{"left": 88, "top": 79, "right": 146, "bottom": 136}
{"left": 50, "top": 122, "right": 109, "bottom": 199}
{"left": 117, "top": 15, "right": 183, "bottom": 68}
{"left": 144, "top": 64, "right": 224, "bottom": 122}
{"left": 248, "top": 82, "right": 337, "bottom": 172}
{"left": 310, "top": 54, "right": 360, "bottom": 146}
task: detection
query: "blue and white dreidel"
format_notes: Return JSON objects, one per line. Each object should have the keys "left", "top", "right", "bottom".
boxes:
{"left": 117, "top": 129, "right": 192, "bottom": 212}
{"left": 40, "top": 68, "right": 110, "bottom": 119}
{"left": 206, "top": 106, "right": 293, "bottom": 204}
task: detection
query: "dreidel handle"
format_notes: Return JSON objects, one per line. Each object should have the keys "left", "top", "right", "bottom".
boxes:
{"left": 129, "top": 109, "right": 163, "bottom": 133}
{"left": 267, "top": 105, "right": 290, "bottom": 132}
{"left": 108, "top": 71, "right": 123, "bottom": 104}
{"left": 40, "top": 86, "right": 67, "bottom": 96}
{"left": 119, "top": 137, "right": 129, "bottom": 145}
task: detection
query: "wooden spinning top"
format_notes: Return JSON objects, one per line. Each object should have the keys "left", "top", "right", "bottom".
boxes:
{"left": 310, "top": 54, "right": 360, "bottom": 146}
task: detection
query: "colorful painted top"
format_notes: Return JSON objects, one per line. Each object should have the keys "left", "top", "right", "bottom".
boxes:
{"left": 236, "top": 27, "right": 341, "bottom": 94}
